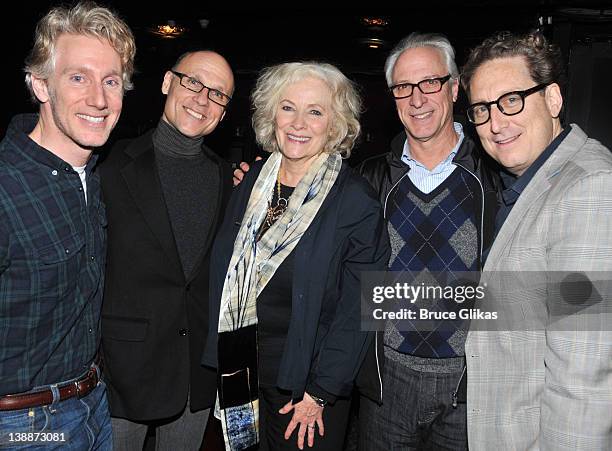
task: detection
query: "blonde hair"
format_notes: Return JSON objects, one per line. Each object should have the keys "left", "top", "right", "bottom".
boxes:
{"left": 251, "top": 62, "right": 361, "bottom": 158}
{"left": 24, "top": 1, "right": 136, "bottom": 98}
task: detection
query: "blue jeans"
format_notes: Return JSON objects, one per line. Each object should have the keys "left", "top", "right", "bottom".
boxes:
{"left": 0, "top": 372, "right": 111, "bottom": 450}
{"left": 359, "top": 356, "right": 467, "bottom": 451}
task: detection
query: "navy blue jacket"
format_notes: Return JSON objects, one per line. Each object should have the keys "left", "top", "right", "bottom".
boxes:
{"left": 202, "top": 159, "right": 390, "bottom": 402}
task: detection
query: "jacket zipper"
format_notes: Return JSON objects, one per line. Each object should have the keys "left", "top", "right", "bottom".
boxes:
{"left": 451, "top": 162, "right": 486, "bottom": 407}
{"left": 451, "top": 364, "right": 467, "bottom": 408}
{"left": 375, "top": 333, "right": 383, "bottom": 403}
{"left": 378, "top": 169, "right": 410, "bottom": 403}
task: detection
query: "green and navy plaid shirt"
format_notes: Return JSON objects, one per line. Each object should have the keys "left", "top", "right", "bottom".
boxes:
{"left": 0, "top": 114, "right": 106, "bottom": 396}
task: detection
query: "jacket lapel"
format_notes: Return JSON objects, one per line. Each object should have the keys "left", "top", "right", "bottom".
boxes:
{"left": 120, "top": 133, "right": 183, "bottom": 277}
{"left": 484, "top": 173, "right": 550, "bottom": 270}
{"left": 484, "top": 125, "right": 587, "bottom": 271}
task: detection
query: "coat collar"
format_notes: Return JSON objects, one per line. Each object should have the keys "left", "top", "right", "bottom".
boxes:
{"left": 484, "top": 124, "right": 586, "bottom": 270}
{"left": 120, "top": 130, "right": 183, "bottom": 277}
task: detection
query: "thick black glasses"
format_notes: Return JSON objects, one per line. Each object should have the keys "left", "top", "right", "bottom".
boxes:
{"left": 466, "top": 83, "right": 550, "bottom": 126}
{"left": 389, "top": 74, "right": 452, "bottom": 99}
{"left": 170, "top": 70, "right": 231, "bottom": 107}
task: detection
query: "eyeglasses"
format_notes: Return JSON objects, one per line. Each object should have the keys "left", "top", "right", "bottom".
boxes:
{"left": 170, "top": 70, "right": 232, "bottom": 107}
{"left": 466, "top": 83, "right": 550, "bottom": 126}
{"left": 389, "top": 74, "right": 452, "bottom": 99}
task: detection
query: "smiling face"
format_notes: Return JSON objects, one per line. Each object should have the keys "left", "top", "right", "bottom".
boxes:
{"left": 161, "top": 51, "right": 234, "bottom": 138}
{"left": 30, "top": 33, "right": 124, "bottom": 165}
{"left": 469, "top": 56, "right": 563, "bottom": 176}
{"left": 392, "top": 46, "right": 458, "bottom": 147}
{"left": 274, "top": 76, "right": 333, "bottom": 170}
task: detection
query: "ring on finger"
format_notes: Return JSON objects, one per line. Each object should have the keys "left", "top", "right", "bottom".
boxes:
{"left": 307, "top": 424, "right": 315, "bottom": 430}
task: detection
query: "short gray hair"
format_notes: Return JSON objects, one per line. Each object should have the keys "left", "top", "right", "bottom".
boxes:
{"left": 251, "top": 61, "right": 362, "bottom": 158}
{"left": 384, "top": 32, "right": 459, "bottom": 86}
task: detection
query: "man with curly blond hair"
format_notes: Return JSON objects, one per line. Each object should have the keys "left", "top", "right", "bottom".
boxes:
{"left": 0, "top": 2, "right": 135, "bottom": 449}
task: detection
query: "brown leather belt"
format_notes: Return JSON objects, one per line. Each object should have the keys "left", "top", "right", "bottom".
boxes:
{"left": 0, "top": 367, "right": 99, "bottom": 411}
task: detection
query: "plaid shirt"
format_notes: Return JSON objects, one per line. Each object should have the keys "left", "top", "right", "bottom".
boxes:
{"left": 0, "top": 114, "right": 106, "bottom": 396}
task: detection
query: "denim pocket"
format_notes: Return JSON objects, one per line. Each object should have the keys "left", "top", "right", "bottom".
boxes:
{"left": 0, "top": 406, "right": 49, "bottom": 447}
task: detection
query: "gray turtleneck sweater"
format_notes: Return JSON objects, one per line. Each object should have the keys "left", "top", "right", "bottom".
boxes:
{"left": 153, "top": 119, "right": 219, "bottom": 278}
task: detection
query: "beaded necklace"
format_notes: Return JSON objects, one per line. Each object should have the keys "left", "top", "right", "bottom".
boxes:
{"left": 257, "top": 175, "right": 294, "bottom": 240}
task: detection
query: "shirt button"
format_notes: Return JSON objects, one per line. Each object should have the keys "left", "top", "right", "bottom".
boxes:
{"left": 88, "top": 328, "right": 93, "bottom": 333}
{"left": 78, "top": 187, "right": 83, "bottom": 191}
{"left": 65, "top": 248, "right": 70, "bottom": 254}
{"left": 51, "top": 170, "right": 58, "bottom": 176}
{"left": 90, "top": 256, "right": 95, "bottom": 261}
{"left": 64, "top": 167, "right": 70, "bottom": 172}
{"left": 179, "top": 329, "right": 188, "bottom": 336}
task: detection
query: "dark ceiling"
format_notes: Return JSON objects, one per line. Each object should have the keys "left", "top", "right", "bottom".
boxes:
{"left": 11, "top": 2, "right": 612, "bottom": 77}
{"left": 102, "top": 2, "right": 612, "bottom": 74}
{"left": 5, "top": 2, "right": 612, "bottom": 157}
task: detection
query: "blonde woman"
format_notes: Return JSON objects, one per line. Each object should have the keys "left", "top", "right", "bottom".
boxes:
{"left": 203, "top": 62, "right": 389, "bottom": 450}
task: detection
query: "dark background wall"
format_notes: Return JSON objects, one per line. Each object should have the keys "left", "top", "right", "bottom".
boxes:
{"left": 5, "top": 2, "right": 612, "bottom": 165}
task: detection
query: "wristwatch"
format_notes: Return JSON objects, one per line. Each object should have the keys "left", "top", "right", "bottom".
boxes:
{"left": 309, "top": 393, "right": 328, "bottom": 407}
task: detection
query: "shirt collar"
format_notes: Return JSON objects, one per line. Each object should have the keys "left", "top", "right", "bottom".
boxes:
{"left": 499, "top": 126, "right": 571, "bottom": 206}
{"left": 401, "top": 122, "right": 464, "bottom": 173}
{"left": 6, "top": 113, "right": 99, "bottom": 172}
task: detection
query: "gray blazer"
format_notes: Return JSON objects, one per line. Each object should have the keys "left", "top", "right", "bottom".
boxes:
{"left": 465, "top": 125, "right": 612, "bottom": 450}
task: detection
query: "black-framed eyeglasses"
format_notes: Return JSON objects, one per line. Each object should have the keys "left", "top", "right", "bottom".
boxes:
{"left": 170, "top": 70, "right": 231, "bottom": 107}
{"left": 466, "top": 83, "right": 550, "bottom": 126}
{"left": 389, "top": 74, "right": 452, "bottom": 99}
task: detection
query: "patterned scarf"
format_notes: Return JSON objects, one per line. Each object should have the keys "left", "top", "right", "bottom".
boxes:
{"left": 217, "top": 150, "right": 341, "bottom": 450}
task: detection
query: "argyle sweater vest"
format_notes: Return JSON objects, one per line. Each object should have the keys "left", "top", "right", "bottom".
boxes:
{"left": 385, "top": 167, "right": 479, "bottom": 358}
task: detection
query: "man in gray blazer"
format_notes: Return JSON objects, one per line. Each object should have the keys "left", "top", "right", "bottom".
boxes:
{"left": 461, "top": 31, "right": 612, "bottom": 450}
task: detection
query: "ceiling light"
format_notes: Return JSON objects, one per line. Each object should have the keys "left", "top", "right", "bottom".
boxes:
{"left": 150, "top": 21, "right": 187, "bottom": 39}
{"left": 362, "top": 17, "right": 388, "bottom": 27}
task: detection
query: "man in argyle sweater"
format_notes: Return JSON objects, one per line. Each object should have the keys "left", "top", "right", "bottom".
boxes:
{"left": 357, "top": 32, "right": 498, "bottom": 450}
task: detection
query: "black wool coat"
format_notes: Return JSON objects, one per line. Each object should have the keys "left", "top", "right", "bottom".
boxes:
{"left": 99, "top": 130, "right": 233, "bottom": 421}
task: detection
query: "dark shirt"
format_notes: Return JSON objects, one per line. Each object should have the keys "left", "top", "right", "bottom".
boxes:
{"left": 487, "top": 127, "right": 571, "bottom": 256}
{"left": 0, "top": 114, "right": 106, "bottom": 395}
{"left": 257, "top": 251, "right": 294, "bottom": 387}
{"left": 256, "top": 182, "right": 295, "bottom": 387}
{"left": 153, "top": 121, "right": 220, "bottom": 278}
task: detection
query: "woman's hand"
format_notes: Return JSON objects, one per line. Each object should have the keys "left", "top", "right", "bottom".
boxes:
{"left": 279, "top": 392, "right": 325, "bottom": 449}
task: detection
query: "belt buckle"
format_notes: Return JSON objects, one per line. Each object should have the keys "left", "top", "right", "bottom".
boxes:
{"left": 75, "top": 368, "right": 96, "bottom": 399}
{"left": 74, "top": 379, "right": 84, "bottom": 399}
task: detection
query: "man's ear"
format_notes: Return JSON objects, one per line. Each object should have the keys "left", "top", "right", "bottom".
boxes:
{"left": 545, "top": 83, "right": 563, "bottom": 118}
{"left": 451, "top": 77, "right": 459, "bottom": 103}
{"left": 161, "top": 71, "right": 173, "bottom": 95}
{"left": 31, "top": 74, "right": 50, "bottom": 103}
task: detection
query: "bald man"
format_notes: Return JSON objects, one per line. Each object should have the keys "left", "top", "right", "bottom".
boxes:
{"left": 99, "top": 51, "right": 235, "bottom": 450}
